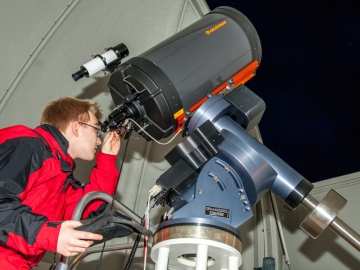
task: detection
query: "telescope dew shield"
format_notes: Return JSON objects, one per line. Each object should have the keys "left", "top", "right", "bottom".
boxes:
{"left": 108, "top": 6, "right": 262, "bottom": 140}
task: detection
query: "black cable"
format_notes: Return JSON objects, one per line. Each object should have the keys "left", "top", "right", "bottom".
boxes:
{"left": 109, "top": 137, "right": 131, "bottom": 212}
{"left": 94, "top": 241, "right": 107, "bottom": 270}
{"left": 95, "top": 136, "right": 131, "bottom": 270}
{"left": 123, "top": 218, "right": 145, "bottom": 270}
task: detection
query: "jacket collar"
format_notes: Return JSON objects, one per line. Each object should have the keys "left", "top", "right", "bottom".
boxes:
{"left": 35, "top": 124, "right": 74, "bottom": 168}
{"left": 38, "top": 124, "right": 69, "bottom": 154}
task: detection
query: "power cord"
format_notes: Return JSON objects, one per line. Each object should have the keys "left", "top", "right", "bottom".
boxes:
{"left": 126, "top": 118, "right": 182, "bottom": 145}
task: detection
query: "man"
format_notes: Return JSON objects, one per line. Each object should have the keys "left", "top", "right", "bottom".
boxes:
{"left": 0, "top": 97, "right": 121, "bottom": 269}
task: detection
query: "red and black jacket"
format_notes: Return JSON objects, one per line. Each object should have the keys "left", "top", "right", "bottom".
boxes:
{"left": 0, "top": 124, "right": 120, "bottom": 269}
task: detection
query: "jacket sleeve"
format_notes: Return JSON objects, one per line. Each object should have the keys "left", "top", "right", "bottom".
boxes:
{"left": 0, "top": 137, "right": 60, "bottom": 255}
{"left": 63, "top": 151, "right": 120, "bottom": 220}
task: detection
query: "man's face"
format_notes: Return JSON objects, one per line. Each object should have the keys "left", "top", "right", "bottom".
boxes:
{"left": 75, "top": 111, "right": 101, "bottom": 160}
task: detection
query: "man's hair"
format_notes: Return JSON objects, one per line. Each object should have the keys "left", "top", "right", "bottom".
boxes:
{"left": 40, "top": 97, "right": 103, "bottom": 132}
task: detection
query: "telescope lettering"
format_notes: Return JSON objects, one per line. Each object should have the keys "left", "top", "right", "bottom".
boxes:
{"left": 205, "top": 20, "right": 227, "bottom": 35}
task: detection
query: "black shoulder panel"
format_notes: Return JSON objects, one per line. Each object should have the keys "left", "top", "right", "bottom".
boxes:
{"left": 0, "top": 137, "right": 53, "bottom": 194}
{"left": 0, "top": 137, "right": 53, "bottom": 245}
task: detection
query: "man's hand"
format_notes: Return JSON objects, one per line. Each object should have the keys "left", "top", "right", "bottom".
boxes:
{"left": 101, "top": 131, "right": 121, "bottom": 155}
{"left": 57, "top": 220, "right": 103, "bottom": 257}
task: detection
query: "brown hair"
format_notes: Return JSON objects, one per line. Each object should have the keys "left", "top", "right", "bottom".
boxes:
{"left": 40, "top": 97, "right": 103, "bottom": 132}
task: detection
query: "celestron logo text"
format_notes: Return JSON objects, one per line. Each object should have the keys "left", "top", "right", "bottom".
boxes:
{"left": 205, "top": 20, "right": 227, "bottom": 35}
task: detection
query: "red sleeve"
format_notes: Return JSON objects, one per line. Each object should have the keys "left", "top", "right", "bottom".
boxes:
{"left": 5, "top": 221, "right": 61, "bottom": 255}
{"left": 63, "top": 151, "right": 120, "bottom": 220}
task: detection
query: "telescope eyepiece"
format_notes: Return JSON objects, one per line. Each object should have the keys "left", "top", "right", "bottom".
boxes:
{"left": 72, "top": 68, "right": 88, "bottom": 81}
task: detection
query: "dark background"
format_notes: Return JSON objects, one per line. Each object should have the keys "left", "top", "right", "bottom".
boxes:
{"left": 206, "top": 0, "right": 360, "bottom": 182}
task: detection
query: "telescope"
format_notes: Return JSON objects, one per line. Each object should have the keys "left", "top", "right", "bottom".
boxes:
{"left": 71, "top": 6, "right": 360, "bottom": 269}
